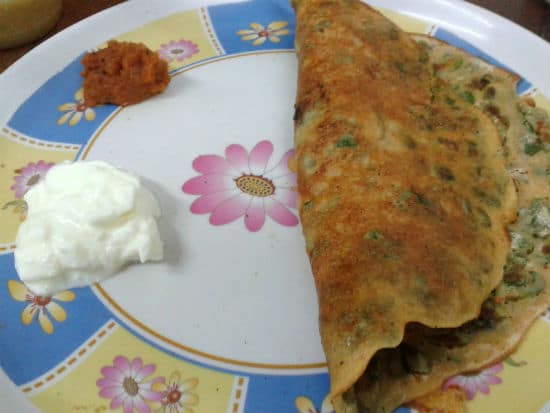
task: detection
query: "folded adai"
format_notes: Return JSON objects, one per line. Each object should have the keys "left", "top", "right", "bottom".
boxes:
{"left": 291, "top": 0, "right": 528, "bottom": 411}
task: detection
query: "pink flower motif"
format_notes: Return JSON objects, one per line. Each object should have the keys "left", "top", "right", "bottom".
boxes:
{"left": 97, "top": 356, "right": 165, "bottom": 413}
{"left": 182, "top": 140, "right": 298, "bottom": 232}
{"left": 158, "top": 39, "right": 199, "bottom": 63}
{"left": 543, "top": 307, "right": 550, "bottom": 324}
{"left": 10, "top": 160, "right": 55, "bottom": 199}
{"left": 442, "top": 362, "right": 503, "bottom": 400}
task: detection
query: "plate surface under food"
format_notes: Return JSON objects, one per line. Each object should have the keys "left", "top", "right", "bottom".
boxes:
{"left": 0, "top": 0, "right": 549, "bottom": 412}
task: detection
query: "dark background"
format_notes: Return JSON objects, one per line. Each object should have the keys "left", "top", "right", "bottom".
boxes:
{"left": 0, "top": 0, "right": 549, "bottom": 73}
{"left": 468, "top": 0, "right": 550, "bottom": 40}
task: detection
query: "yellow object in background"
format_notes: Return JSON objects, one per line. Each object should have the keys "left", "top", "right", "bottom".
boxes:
{"left": 0, "top": 0, "right": 62, "bottom": 49}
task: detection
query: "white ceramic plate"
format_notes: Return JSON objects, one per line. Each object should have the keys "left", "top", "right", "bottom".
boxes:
{"left": 1, "top": 1, "right": 549, "bottom": 412}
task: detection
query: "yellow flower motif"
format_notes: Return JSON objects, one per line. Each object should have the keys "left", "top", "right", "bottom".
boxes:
{"left": 237, "top": 21, "right": 289, "bottom": 45}
{"left": 153, "top": 371, "right": 199, "bottom": 413}
{"left": 2, "top": 199, "right": 27, "bottom": 221}
{"left": 57, "top": 88, "right": 96, "bottom": 126}
{"left": 7, "top": 280, "right": 75, "bottom": 334}
{"left": 295, "top": 394, "right": 334, "bottom": 413}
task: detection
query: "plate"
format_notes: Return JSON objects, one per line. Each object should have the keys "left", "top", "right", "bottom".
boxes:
{"left": 1, "top": 1, "right": 550, "bottom": 412}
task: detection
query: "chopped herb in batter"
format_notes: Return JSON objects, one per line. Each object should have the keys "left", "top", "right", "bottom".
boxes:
{"left": 336, "top": 134, "right": 357, "bottom": 148}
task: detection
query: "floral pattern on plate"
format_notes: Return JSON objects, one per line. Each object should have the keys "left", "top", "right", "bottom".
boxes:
{"left": 295, "top": 394, "right": 334, "bottom": 413}
{"left": 237, "top": 21, "right": 290, "bottom": 45}
{"left": 155, "top": 371, "right": 199, "bottom": 413}
{"left": 57, "top": 88, "right": 96, "bottom": 127}
{"left": 182, "top": 140, "right": 298, "bottom": 232}
{"left": 97, "top": 356, "right": 165, "bottom": 413}
{"left": 3, "top": 160, "right": 54, "bottom": 221}
{"left": 443, "top": 362, "right": 503, "bottom": 400}
{"left": 157, "top": 39, "right": 200, "bottom": 63}
{"left": 7, "top": 280, "right": 75, "bottom": 335}
{"left": 9, "top": 160, "right": 54, "bottom": 199}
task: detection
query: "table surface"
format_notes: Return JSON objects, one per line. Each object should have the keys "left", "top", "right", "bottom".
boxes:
{"left": 0, "top": 0, "right": 549, "bottom": 73}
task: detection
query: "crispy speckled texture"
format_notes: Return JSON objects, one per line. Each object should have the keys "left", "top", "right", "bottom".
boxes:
{"left": 292, "top": 0, "right": 517, "bottom": 410}
{"left": 350, "top": 35, "right": 550, "bottom": 412}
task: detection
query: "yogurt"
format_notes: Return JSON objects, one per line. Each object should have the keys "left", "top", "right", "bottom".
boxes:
{"left": 14, "top": 160, "right": 163, "bottom": 295}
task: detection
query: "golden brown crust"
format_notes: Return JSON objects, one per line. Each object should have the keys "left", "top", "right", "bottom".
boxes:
{"left": 408, "top": 387, "right": 467, "bottom": 413}
{"left": 293, "top": 0, "right": 516, "bottom": 403}
{"left": 350, "top": 31, "right": 550, "bottom": 413}
{"left": 331, "top": 24, "right": 550, "bottom": 413}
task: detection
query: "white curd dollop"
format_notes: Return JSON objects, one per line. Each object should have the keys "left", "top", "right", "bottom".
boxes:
{"left": 14, "top": 160, "right": 163, "bottom": 295}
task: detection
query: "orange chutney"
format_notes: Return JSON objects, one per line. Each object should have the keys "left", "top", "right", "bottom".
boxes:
{"left": 81, "top": 40, "right": 170, "bottom": 107}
